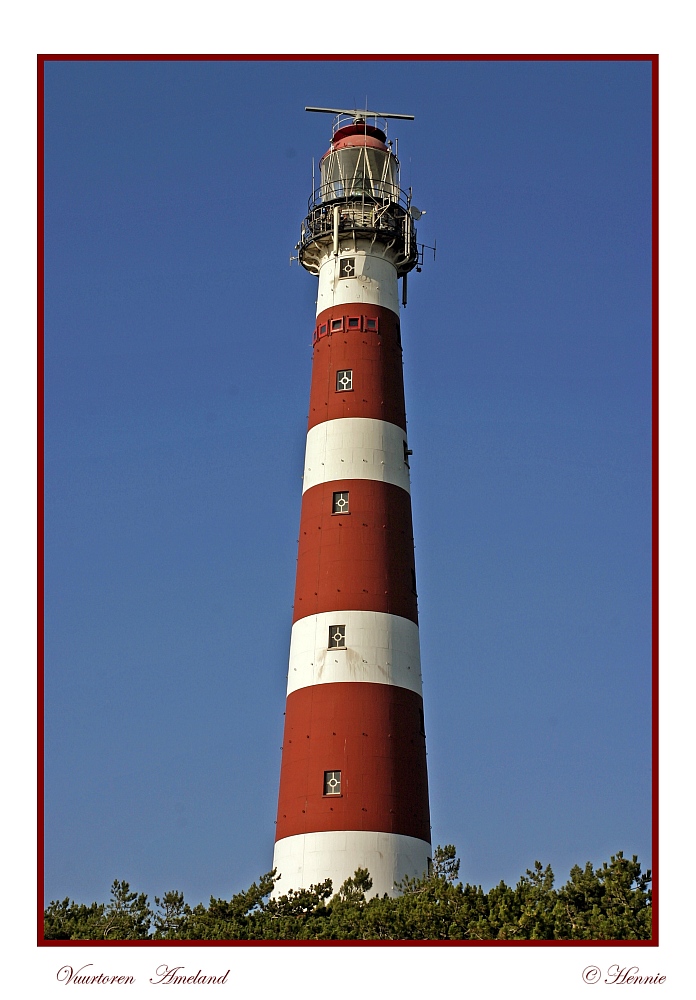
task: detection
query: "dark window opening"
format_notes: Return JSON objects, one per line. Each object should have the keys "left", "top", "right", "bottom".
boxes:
{"left": 339, "top": 257, "right": 356, "bottom": 278}
{"left": 331, "top": 318, "right": 343, "bottom": 332}
{"left": 324, "top": 770, "right": 342, "bottom": 795}
{"left": 411, "top": 568, "right": 418, "bottom": 596}
{"left": 365, "top": 317, "right": 378, "bottom": 331}
{"left": 403, "top": 441, "right": 412, "bottom": 466}
{"left": 336, "top": 369, "right": 353, "bottom": 391}
{"left": 332, "top": 491, "right": 349, "bottom": 514}
{"left": 348, "top": 316, "right": 360, "bottom": 329}
{"left": 328, "top": 625, "right": 346, "bottom": 649}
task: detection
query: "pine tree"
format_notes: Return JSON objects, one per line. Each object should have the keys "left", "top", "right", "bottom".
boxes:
{"left": 43, "top": 847, "right": 652, "bottom": 941}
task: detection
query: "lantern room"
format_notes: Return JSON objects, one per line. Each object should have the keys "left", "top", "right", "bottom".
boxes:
{"left": 319, "top": 121, "right": 400, "bottom": 204}
{"left": 297, "top": 108, "right": 422, "bottom": 279}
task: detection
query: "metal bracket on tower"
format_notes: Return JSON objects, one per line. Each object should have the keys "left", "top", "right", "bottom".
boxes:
{"left": 416, "top": 241, "right": 437, "bottom": 272}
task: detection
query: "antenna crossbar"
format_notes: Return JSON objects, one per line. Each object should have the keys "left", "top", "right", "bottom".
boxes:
{"left": 305, "top": 106, "right": 414, "bottom": 121}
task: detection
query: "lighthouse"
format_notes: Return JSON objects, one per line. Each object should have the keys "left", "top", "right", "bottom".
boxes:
{"left": 272, "top": 107, "right": 431, "bottom": 898}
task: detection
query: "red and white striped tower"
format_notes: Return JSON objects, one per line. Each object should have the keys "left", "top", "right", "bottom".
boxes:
{"left": 273, "top": 107, "right": 431, "bottom": 897}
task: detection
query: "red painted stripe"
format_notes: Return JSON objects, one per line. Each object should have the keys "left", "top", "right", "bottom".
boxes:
{"left": 308, "top": 305, "right": 405, "bottom": 432}
{"left": 275, "top": 682, "right": 430, "bottom": 843}
{"left": 293, "top": 479, "right": 418, "bottom": 625}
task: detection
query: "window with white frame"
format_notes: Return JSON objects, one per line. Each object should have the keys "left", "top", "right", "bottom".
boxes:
{"left": 328, "top": 625, "right": 346, "bottom": 649}
{"left": 332, "top": 491, "right": 349, "bottom": 514}
{"left": 324, "top": 770, "right": 342, "bottom": 795}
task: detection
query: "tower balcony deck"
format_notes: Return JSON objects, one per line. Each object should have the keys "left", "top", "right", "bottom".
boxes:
{"left": 298, "top": 186, "right": 418, "bottom": 276}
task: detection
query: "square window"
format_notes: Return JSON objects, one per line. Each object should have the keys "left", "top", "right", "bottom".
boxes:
{"left": 339, "top": 257, "right": 356, "bottom": 278}
{"left": 347, "top": 316, "right": 360, "bottom": 329}
{"left": 324, "top": 770, "right": 342, "bottom": 795}
{"left": 320, "top": 323, "right": 327, "bottom": 335}
{"left": 331, "top": 318, "right": 343, "bottom": 332}
{"left": 336, "top": 369, "right": 353, "bottom": 391}
{"left": 365, "top": 317, "right": 378, "bottom": 331}
{"left": 328, "top": 625, "right": 346, "bottom": 649}
{"left": 332, "top": 491, "right": 349, "bottom": 514}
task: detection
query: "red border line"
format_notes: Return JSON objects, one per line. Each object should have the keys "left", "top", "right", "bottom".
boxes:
{"left": 37, "top": 53, "right": 656, "bottom": 62}
{"left": 37, "top": 52, "right": 46, "bottom": 949}
{"left": 650, "top": 52, "right": 659, "bottom": 947}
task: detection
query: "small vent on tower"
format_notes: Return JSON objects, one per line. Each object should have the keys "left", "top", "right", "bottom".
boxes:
{"left": 339, "top": 257, "right": 356, "bottom": 278}
{"left": 336, "top": 369, "right": 353, "bottom": 391}
{"left": 332, "top": 491, "right": 349, "bottom": 514}
{"left": 328, "top": 625, "right": 346, "bottom": 649}
{"left": 324, "top": 770, "right": 342, "bottom": 795}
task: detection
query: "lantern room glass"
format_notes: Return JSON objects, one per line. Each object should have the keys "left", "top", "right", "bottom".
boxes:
{"left": 320, "top": 146, "right": 399, "bottom": 203}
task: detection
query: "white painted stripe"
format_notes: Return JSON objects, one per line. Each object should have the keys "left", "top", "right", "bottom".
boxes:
{"left": 317, "top": 247, "right": 399, "bottom": 315}
{"left": 287, "top": 610, "right": 422, "bottom": 696}
{"left": 272, "top": 830, "right": 432, "bottom": 898}
{"left": 303, "top": 417, "right": 410, "bottom": 494}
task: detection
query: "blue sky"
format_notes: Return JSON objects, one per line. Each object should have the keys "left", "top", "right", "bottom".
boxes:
{"left": 43, "top": 57, "right": 652, "bottom": 908}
